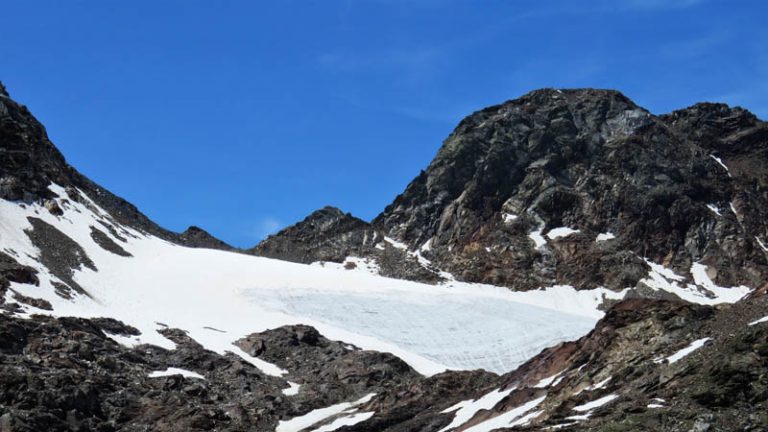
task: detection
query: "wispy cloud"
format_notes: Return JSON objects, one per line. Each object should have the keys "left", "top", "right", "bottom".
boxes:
{"left": 619, "top": 0, "right": 706, "bottom": 10}
{"left": 254, "top": 217, "right": 284, "bottom": 239}
{"left": 659, "top": 31, "right": 730, "bottom": 60}
{"left": 318, "top": 46, "right": 442, "bottom": 83}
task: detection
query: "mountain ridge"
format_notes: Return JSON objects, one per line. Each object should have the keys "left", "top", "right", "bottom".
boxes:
{"left": 0, "top": 82, "right": 766, "bottom": 431}
{"left": 0, "top": 81, "right": 233, "bottom": 251}
{"left": 254, "top": 87, "right": 768, "bottom": 297}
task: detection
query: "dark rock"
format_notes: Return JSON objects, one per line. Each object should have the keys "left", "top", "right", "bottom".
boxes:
{"left": 24, "top": 217, "right": 96, "bottom": 298}
{"left": 251, "top": 206, "right": 442, "bottom": 283}
{"left": 11, "top": 291, "right": 52, "bottom": 310}
{"left": 89, "top": 226, "right": 132, "bottom": 257}
{"left": 177, "top": 226, "right": 234, "bottom": 251}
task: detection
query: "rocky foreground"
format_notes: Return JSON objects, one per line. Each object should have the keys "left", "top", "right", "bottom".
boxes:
{"left": 0, "top": 293, "right": 766, "bottom": 431}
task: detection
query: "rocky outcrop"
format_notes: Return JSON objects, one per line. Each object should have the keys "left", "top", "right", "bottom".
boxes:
{"left": 251, "top": 207, "right": 442, "bottom": 282}
{"left": 254, "top": 89, "right": 768, "bottom": 294}
{"left": 251, "top": 207, "right": 374, "bottom": 263}
{"left": 178, "top": 226, "right": 235, "bottom": 251}
{"left": 0, "top": 313, "right": 436, "bottom": 432}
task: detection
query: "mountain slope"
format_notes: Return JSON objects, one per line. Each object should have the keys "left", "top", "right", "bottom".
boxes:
{"left": 0, "top": 83, "right": 233, "bottom": 251}
{"left": 256, "top": 89, "right": 768, "bottom": 298}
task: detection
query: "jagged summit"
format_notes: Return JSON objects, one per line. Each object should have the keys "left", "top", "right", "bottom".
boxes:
{"left": 257, "top": 88, "right": 768, "bottom": 293}
{"left": 179, "top": 226, "right": 234, "bottom": 250}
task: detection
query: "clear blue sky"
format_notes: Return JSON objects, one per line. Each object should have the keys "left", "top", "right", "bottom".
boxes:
{"left": 2, "top": 1, "right": 766, "bottom": 247}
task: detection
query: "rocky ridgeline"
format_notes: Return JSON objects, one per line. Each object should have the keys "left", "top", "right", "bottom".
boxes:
{"left": 254, "top": 89, "right": 768, "bottom": 294}
{"left": 0, "top": 83, "right": 231, "bottom": 251}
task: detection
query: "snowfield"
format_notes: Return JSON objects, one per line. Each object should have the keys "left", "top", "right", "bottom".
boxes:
{"left": 0, "top": 185, "right": 753, "bottom": 376}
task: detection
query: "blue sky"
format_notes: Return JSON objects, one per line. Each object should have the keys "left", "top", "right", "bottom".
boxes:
{"left": 2, "top": 0, "right": 766, "bottom": 247}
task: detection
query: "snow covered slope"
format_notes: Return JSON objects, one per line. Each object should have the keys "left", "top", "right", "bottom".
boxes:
{"left": 0, "top": 184, "right": 645, "bottom": 375}
{"left": 2, "top": 183, "right": 753, "bottom": 376}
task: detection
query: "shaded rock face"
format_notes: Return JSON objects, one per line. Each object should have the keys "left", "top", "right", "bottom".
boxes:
{"left": 178, "top": 226, "right": 235, "bottom": 251}
{"left": 235, "top": 325, "right": 424, "bottom": 412}
{"left": 252, "top": 207, "right": 373, "bottom": 263}
{"left": 24, "top": 217, "right": 96, "bottom": 298}
{"left": 255, "top": 89, "right": 768, "bottom": 292}
{"left": 0, "top": 83, "right": 232, "bottom": 251}
{"left": 252, "top": 207, "right": 442, "bottom": 283}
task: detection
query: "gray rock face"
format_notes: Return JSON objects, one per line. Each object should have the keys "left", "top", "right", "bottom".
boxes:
{"left": 252, "top": 207, "right": 373, "bottom": 263}
{"left": 178, "top": 226, "right": 235, "bottom": 251}
{"left": 251, "top": 206, "right": 442, "bottom": 283}
{"left": 254, "top": 88, "right": 768, "bottom": 293}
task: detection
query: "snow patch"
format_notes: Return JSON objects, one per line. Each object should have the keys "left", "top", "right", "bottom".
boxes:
{"left": 534, "top": 370, "right": 564, "bottom": 388}
{"left": 656, "top": 337, "right": 711, "bottom": 364}
{"left": 383, "top": 237, "right": 408, "bottom": 250}
{"left": 529, "top": 226, "right": 547, "bottom": 249}
{"left": 639, "top": 260, "right": 750, "bottom": 305}
{"left": 276, "top": 393, "right": 375, "bottom": 432}
{"left": 756, "top": 237, "right": 768, "bottom": 252}
{"left": 547, "top": 422, "right": 580, "bottom": 430}
{"left": 438, "top": 387, "right": 515, "bottom": 432}
{"left": 311, "top": 257, "right": 381, "bottom": 276}
{"left": 706, "top": 204, "right": 722, "bottom": 216}
{"left": 595, "top": 232, "right": 615, "bottom": 242}
{"left": 283, "top": 381, "right": 301, "bottom": 396}
{"left": 546, "top": 227, "right": 579, "bottom": 240}
{"left": 462, "top": 395, "right": 547, "bottom": 432}
{"left": 586, "top": 376, "right": 611, "bottom": 391}
{"left": 749, "top": 316, "right": 768, "bottom": 326}
{"left": 573, "top": 394, "right": 618, "bottom": 412}
{"left": 502, "top": 213, "right": 518, "bottom": 223}
{"left": 148, "top": 367, "right": 205, "bottom": 380}
{"left": 709, "top": 155, "right": 732, "bottom": 177}
{"left": 310, "top": 412, "right": 374, "bottom": 432}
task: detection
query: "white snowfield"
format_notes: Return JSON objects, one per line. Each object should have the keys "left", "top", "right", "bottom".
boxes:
{"left": 0, "top": 184, "right": 753, "bottom": 378}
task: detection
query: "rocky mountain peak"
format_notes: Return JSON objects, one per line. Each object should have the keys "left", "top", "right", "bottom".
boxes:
{"left": 258, "top": 89, "right": 768, "bottom": 294}
{"left": 178, "top": 226, "right": 234, "bottom": 250}
{"left": 298, "top": 206, "right": 363, "bottom": 232}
